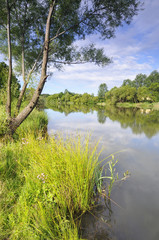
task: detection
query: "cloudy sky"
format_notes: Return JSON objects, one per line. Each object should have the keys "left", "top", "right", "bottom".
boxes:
{"left": 43, "top": 0, "right": 159, "bottom": 95}
{"left": 1, "top": 0, "right": 159, "bottom": 96}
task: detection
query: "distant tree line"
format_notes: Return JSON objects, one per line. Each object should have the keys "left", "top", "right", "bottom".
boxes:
{"left": 105, "top": 71, "right": 159, "bottom": 104}
{"left": 46, "top": 70, "right": 159, "bottom": 107}
{"left": 46, "top": 89, "right": 99, "bottom": 106}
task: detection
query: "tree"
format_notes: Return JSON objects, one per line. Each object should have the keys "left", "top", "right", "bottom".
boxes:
{"left": 0, "top": 62, "right": 20, "bottom": 104}
{"left": 98, "top": 83, "right": 108, "bottom": 99}
{"left": 148, "top": 83, "right": 159, "bottom": 102}
{"left": 105, "top": 87, "right": 118, "bottom": 105}
{"left": 137, "top": 86, "right": 152, "bottom": 102}
{"left": 145, "top": 70, "right": 159, "bottom": 87}
{"left": 0, "top": 0, "right": 142, "bottom": 135}
{"left": 122, "top": 79, "right": 134, "bottom": 87}
{"left": 0, "top": 0, "right": 47, "bottom": 113}
{"left": 133, "top": 74, "right": 147, "bottom": 89}
{"left": 97, "top": 109, "right": 106, "bottom": 124}
{"left": 81, "top": 93, "right": 90, "bottom": 104}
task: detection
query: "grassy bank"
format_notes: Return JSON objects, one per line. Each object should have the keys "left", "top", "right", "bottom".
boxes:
{"left": 0, "top": 108, "right": 105, "bottom": 239}
{"left": 0, "top": 133, "right": 103, "bottom": 239}
{"left": 0, "top": 104, "right": 48, "bottom": 138}
{"left": 15, "top": 109, "right": 48, "bottom": 138}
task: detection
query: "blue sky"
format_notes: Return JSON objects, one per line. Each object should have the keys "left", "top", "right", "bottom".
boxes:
{"left": 1, "top": 0, "right": 159, "bottom": 96}
{"left": 43, "top": 0, "right": 159, "bottom": 95}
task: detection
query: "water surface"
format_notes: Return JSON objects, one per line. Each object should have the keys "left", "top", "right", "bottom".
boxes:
{"left": 45, "top": 106, "right": 159, "bottom": 240}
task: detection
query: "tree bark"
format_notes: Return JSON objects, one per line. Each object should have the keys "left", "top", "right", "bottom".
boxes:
{"left": 6, "top": 0, "right": 12, "bottom": 119}
{"left": 16, "top": 33, "right": 26, "bottom": 113}
{"left": 16, "top": 47, "right": 44, "bottom": 114}
{"left": 21, "top": 33, "right": 25, "bottom": 83}
{"left": 8, "top": 1, "right": 55, "bottom": 134}
{"left": 16, "top": 81, "right": 28, "bottom": 113}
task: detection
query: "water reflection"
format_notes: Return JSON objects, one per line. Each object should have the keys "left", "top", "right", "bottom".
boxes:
{"left": 80, "top": 196, "right": 113, "bottom": 240}
{"left": 47, "top": 104, "right": 159, "bottom": 138}
{"left": 97, "top": 109, "right": 107, "bottom": 124}
{"left": 45, "top": 105, "right": 159, "bottom": 240}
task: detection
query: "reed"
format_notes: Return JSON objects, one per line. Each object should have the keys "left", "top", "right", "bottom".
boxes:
{"left": 0, "top": 133, "right": 102, "bottom": 239}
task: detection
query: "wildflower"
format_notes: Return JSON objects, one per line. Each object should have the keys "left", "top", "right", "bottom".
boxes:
{"left": 22, "top": 138, "right": 29, "bottom": 144}
{"left": 37, "top": 173, "right": 47, "bottom": 183}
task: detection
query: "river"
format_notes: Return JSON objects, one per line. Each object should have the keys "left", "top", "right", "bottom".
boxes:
{"left": 45, "top": 106, "right": 159, "bottom": 240}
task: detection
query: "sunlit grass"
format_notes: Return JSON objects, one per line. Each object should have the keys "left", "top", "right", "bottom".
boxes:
{"left": 15, "top": 109, "right": 48, "bottom": 138}
{"left": 0, "top": 101, "right": 48, "bottom": 138}
{"left": 0, "top": 104, "right": 120, "bottom": 239}
{"left": 0, "top": 133, "right": 102, "bottom": 239}
{"left": 0, "top": 105, "right": 7, "bottom": 135}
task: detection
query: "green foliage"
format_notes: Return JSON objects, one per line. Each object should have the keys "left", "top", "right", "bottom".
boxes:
{"left": 98, "top": 83, "right": 108, "bottom": 99}
{"left": 105, "top": 85, "right": 137, "bottom": 105}
{"left": 148, "top": 83, "right": 159, "bottom": 102}
{"left": 134, "top": 74, "right": 147, "bottom": 88}
{"left": 16, "top": 109, "right": 48, "bottom": 138}
{"left": 0, "top": 0, "right": 47, "bottom": 75}
{"left": 98, "top": 155, "right": 119, "bottom": 197}
{"left": 105, "top": 70, "right": 159, "bottom": 105}
{"left": 0, "top": 62, "right": 20, "bottom": 103}
{"left": 105, "top": 87, "right": 118, "bottom": 104}
{"left": 104, "top": 105, "right": 159, "bottom": 138}
{"left": 122, "top": 79, "right": 134, "bottom": 87}
{"left": 0, "top": 105, "right": 7, "bottom": 136}
{"left": 137, "top": 86, "right": 152, "bottom": 102}
{"left": 144, "top": 70, "right": 159, "bottom": 87}
{"left": 0, "top": 0, "right": 142, "bottom": 80}
{"left": 46, "top": 69, "right": 159, "bottom": 108}
{"left": 97, "top": 109, "right": 107, "bottom": 124}
{"left": 122, "top": 71, "right": 159, "bottom": 90}
{"left": 0, "top": 103, "right": 48, "bottom": 138}
{"left": 46, "top": 90, "right": 99, "bottom": 107}
{"left": 122, "top": 74, "right": 147, "bottom": 89}
{"left": 0, "top": 0, "right": 142, "bottom": 134}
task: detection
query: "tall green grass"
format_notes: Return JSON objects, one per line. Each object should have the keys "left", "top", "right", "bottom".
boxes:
{"left": 15, "top": 109, "right": 48, "bottom": 138}
{"left": 0, "top": 105, "right": 8, "bottom": 136}
{"left": 0, "top": 133, "right": 102, "bottom": 239}
{"left": 0, "top": 102, "right": 48, "bottom": 138}
{"left": 0, "top": 105, "right": 120, "bottom": 239}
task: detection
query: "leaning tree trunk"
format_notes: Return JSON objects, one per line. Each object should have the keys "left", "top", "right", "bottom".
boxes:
{"left": 8, "top": 1, "right": 55, "bottom": 135}
{"left": 6, "top": 0, "right": 12, "bottom": 119}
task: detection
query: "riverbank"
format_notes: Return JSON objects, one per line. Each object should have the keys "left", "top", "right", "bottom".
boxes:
{"left": 116, "top": 102, "right": 159, "bottom": 110}
{"left": 0, "top": 108, "right": 104, "bottom": 240}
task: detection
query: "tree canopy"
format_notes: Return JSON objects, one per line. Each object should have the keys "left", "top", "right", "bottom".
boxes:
{"left": 98, "top": 83, "right": 108, "bottom": 99}
{"left": 0, "top": 0, "right": 142, "bottom": 134}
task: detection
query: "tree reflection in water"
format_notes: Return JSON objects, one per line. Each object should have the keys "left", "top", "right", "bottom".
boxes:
{"left": 47, "top": 103, "right": 159, "bottom": 138}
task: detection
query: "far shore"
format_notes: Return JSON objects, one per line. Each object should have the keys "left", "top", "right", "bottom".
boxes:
{"left": 115, "top": 102, "right": 159, "bottom": 110}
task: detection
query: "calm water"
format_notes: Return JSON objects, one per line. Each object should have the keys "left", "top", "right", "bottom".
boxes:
{"left": 45, "top": 106, "right": 159, "bottom": 240}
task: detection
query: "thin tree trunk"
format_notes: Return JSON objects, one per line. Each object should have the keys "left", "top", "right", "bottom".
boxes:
{"left": 16, "top": 81, "right": 28, "bottom": 112}
{"left": 21, "top": 33, "right": 25, "bottom": 83}
{"left": 16, "top": 33, "right": 26, "bottom": 113}
{"left": 9, "top": 1, "right": 55, "bottom": 134}
{"left": 6, "top": 0, "right": 12, "bottom": 118}
{"left": 16, "top": 46, "right": 43, "bottom": 114}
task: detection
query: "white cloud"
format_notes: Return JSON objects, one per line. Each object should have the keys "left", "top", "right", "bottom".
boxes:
{"left": 44, "top": 0, "right": 159, "bottom": 94}
{"left": 1, "top": 0, "right": 158, "bottom": 95}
